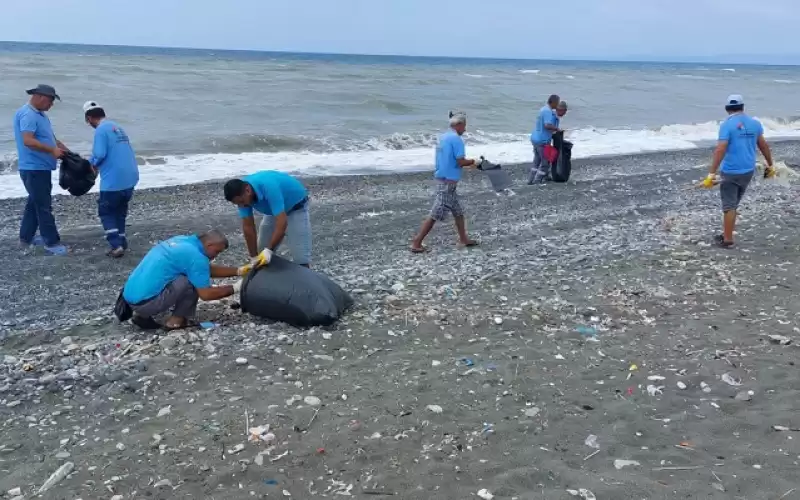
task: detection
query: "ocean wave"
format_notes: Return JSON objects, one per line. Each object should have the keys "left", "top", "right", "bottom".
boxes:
{"left": 519, "top": 69, "right": 540, "bottom": 74}
{"left": 721, "top": 68, "right": 737, "bottom": 72}
{"left": 2, "top": 117, "right": 800, "bottom": 198}
{"left": 774, "top": 79, "right": 795, "bottom": 84}
{"left": 463, "top": 73, "right": 485, "bottom": 78}
{"left": 675, "top": 74, "right": 714, "bottom": 80}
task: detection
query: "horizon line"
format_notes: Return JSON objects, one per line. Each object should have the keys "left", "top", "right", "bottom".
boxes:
{"left": 1, "top": 40, "right": 799, "bottom": 67}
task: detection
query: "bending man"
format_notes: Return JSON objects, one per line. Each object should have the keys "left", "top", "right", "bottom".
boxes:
{"left": 703, "top": 94, "right": 773, "bottom": 248}
{"left": 529, "top": 94, "right": 561, "bottom": 185}
{"left": 224, "top": 171, "right": 311, "bottom": 267}
{"left": 122, "top": 230, "right": 251, "bottom": 330}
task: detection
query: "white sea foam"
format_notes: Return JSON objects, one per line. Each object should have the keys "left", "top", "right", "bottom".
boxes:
{"left": 1, "top": 118, "right": 799, "bottom": 199}
{"left": 774, "top": 79, "right": 795, "bottom": 84}
{"left": 519, "top": 69, "right": 540, "bottom": 74}
{"left": 463, "top": 73, "right": 485, "bottom": 78}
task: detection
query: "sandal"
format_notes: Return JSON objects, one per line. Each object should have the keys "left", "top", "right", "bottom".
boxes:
{"left": 459, "top": 240, "right": 480, "bottom": 248}
{"left": 713, "top": 234, "right": 734, "bottom": 248}
{"left": 410, "top": 246, "right": 429, "bottom": 254}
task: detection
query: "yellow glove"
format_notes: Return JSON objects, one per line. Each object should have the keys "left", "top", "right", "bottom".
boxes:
{"left": 236, "top": 264, "right": 252, "bottom": 276}
{"left": 702, "top": 174, "right": 716, "bottom": 188}
{"left": 764, "top": 165, "right": 776, "bottom": 179}
{"left": 250, "top": 248, "right": 273, "bottom": 268}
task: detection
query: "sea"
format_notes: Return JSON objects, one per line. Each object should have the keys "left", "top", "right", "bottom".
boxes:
{"left": 2, "top": 42, "right": 800, "bottom": 199}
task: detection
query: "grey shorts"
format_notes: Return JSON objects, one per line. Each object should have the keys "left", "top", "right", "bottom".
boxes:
{"left": 430, "top": 181, "right": 463, "bottom": 221}
{"left": 720, "top": 171, "right": 754, "bottom": 212}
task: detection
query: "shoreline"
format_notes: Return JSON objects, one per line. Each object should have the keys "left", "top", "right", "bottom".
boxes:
{"left": 1, "top": 141, "right": 800, "bottom": 498}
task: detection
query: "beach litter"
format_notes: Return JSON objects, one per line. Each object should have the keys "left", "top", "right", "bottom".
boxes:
{"left": 477, "top": 489, "right": 494, "bottom": 500}
{"left": 567, "top": 488, "right": 597, "bottom": 500}
{"left": 37, "top": 462, "right": 74, "bottom": 495}
{"left": 426, "top": 404, "right": 444, "bottom": 414}
{"left": 721, "top": 373, "right": 742, "bottom": 386}
{"left": 584, "top": 434, "right": 600, "bottom": 449}
{"left": 614, "top": 459, "right": 641, "bottom": 469}
{"left": 575, "top": 325, "right": 597, "bottom": 337}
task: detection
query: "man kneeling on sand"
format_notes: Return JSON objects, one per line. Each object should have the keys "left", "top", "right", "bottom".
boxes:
{"left": 410, "top": 111, "right": 482, "bottom": 253}
{"left": 122, "top": 230, "right": 258, "bottom": 330}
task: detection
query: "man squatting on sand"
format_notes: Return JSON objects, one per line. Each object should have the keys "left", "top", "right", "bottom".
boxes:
{"left": 702, "top": 94, "right": 774, "bottom": 248}
{"left": 121, "top": 230, "right": 268, "bottom": 330}
{"left": 410, "top": 111, "right": 484, "bottom": 253}
{"left": 224, "top": 170, "right": 312, "bottom": 268}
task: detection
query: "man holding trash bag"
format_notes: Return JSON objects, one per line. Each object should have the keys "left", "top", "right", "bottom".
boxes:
{"left": 701, "top": 94, "right": 773, "bottom": 248}
{"left": 529, "top": 94, "right": 562, "bottom": 185}
{"left": 224, "top": 171, "right": 311, "bottom": 267}
{"left": 120, "top": 230, "right": 267, "bottom": 330}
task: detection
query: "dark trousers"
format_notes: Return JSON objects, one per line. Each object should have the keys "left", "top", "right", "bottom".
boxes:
{"left": 98, "top": 188, "right": 134, "bottom": 249}
{"left": 19, "top": 170, "right": 60, "bottom": 246}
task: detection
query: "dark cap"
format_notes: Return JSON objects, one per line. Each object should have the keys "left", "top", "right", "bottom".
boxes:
{"left": 26, "top": 84, "right": 60, "bottom": 101}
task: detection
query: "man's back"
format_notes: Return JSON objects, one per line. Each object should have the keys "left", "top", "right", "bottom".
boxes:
{"left": 719, "top": 113, "right": 763, "bottom": 174}
{"left": 93, "top": 119, "right": 139, "bottom": 191}
{"left": 241, "top": 171, "right": 307, "bottom": 216}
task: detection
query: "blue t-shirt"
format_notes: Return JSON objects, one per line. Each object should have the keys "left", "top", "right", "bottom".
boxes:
{"left": 237, "top": 171, "right": 308, "bottom": 218}
{"left": 434, "top": 130, "right": 466, "bottom": 182}
{"left": 718, "top": 113, "right": 763, "bottom": 175}
{"left": 123, "top": 235, "right": 211, "bottom": 304}
{"left": 531, "top": 105, "right": 558, "bottom": 145}
{"left": 13, "top": 104, "right": 57, "bottom": 171}
{"left": 90, "top": 119, "right": 140, "bottom": 192}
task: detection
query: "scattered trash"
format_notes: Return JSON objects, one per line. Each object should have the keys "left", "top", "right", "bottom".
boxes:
{"left": 524, "top": 407, "right": 541, "bottom": 418}
{"left": 712, "top": 483, "right": 726, "bottom": 492}
{"left": 304, "top": 396, "right": 322, "bottom": 407}
{"left": 461, "top": 358, "right": 475, "bottom": 367}
{"left": 154, "top": 479, "right": 174, "bottom": 489}
{"left": 647, "top": 375, "right": 666, "bottom": 381}
{"left": 576, "top": 326, "right": 597, "bottom": 337}
{"left": 646, "top": 385, "right": 664, "bottom": 396}
{"left": 768, "top": 334, "right": 792, "bottom": 345}
{"left": 227, "top": 443, "right": 246, "bottom": 455}
{"left": 7, "top": 488, "right": 21, "bottom": 497}
{"left": 629, "top": 363, "right": 638, "bottom": 371}
{"left": 482, "top": 423, "right": 495, "bottom": 435}
{"left": 493, "top": 316, "right": 503, "bottom": 325}
{"left": 249, "top": 425, "right": 276, "bottom": 444}
{"left": 626, "top": 387, "right": 635, "bottom": 396}
{"left": 485, "top": 363, "right": 498, "bottom": 371}
{"left": 431, "top": 360, "right": 442, "bottom": 367}
{"left": 721, "top": 373, "right": 742, "bottom": 386}
{"left": 157, "top": 405, "right": 172, "bottom": 417}
{"left": 477, "top": 489, "right": 494, "bottom": 500}
{"left": 584, "top": 434, "right": 600, "bottom": 449}
{"left": 555, "top": 354, "right": 566, "bottom": 360}
{"left": 317, "top": 447, "right": 326, "bottom": 454}
{"left": 426, "top": 404, "right": 443, "bottom": 414}
{"left": 37, "top": 462, "right": 74, "bottom": 495}
{"left": 264, "top": 479, "right": 278, "bottom": 486}
{"left": 772, "top": 425, "right": 800, "bottom": 432}
{"left": 735, "top": 390, "right": 754, "bottom": 401}
{"left": 199, "top": 321, "right": 217, "bottom": 330}
{"left": 235, "top": 357, "right": 249, "bottom": 366}
{"left": 566, "top": 488, "right": 596, "bottom": 500}
{"left": 614, "top": 459, "right": 641, "bottom": 469}
{"left": 677, "top": 381, "right": 687, "bottom": 390}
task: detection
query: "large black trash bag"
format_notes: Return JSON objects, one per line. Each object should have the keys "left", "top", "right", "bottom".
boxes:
{"left": 240, "top": 255, "right": 354, "bottom": 327}
{"left": 550, "top": 131, "right": 573, "bottom": 183}
{"left": 58, "top": 151, "right": 97, "bottom": 196}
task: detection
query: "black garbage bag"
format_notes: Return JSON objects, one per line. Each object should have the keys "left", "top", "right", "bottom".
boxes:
{"left": 550, "top": 131, "right": 573, "bottom": 183}
{"left": 58, "top": 151, "right": 97, "bottom": 196}
{"left": 240, "top": 255, "right": 353, "bottom": 327}
{"left": 477, "top": 157, "right": 513, "bottom": 192}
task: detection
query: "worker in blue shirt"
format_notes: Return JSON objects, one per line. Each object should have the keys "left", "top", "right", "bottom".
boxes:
{"left": 529, "top": 94, "right": 562, "bottom": 185}
{"left": 14, "top": 84, "right": 69, "bottom": 256}
{"left": 224, "top": 171, "right": 311, "bottom": 267}
{"left": 83, "top": 101, "right": 140, "bottom": 258}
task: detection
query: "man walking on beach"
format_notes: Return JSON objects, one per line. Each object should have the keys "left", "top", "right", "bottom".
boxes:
{"left": 121, "top": 230, "right": 255, "bottom": 330}
{"left": 83, "top": 101, "right": 140, "bottom": 258}
{"left": 529, "top": 94, "right": 561, "bottom": 185}
{"left": 410, "top": 111, "right": 482, "bottom": 253}
{"left": 14, "top": 84, "right": 69, "bottom": 256}
{"left": 702, "top": 94, "right": 773, "bottom": 248}
{"left": 224, "top": 171, "right": 311, "bottom": 267}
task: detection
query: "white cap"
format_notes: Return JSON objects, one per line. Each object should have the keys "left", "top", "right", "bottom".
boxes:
{"left": 83, "top": 100, "right": 103, "bottom": 113}
{"left": 726, "top": 94, "right": 744, "bottom": 106}
{"left": 449, "top": 110, "right": 467, "bottom": 125}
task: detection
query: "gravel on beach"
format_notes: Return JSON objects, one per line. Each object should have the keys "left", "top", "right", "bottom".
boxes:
{"left": 1, "top": 143, "right": 800, "bottom": 499}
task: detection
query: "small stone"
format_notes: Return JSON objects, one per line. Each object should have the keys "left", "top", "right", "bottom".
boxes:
{"left": 159, "top": 337, "right": 178, "bottom": 350}
{"left": 157, "top": 406, "right": 172, "bottom": 417}
{"left": 3, "top": 355, "right": 19, "bottom": 364}
{"left": 426, "top": 404, "right": 443, "bottom": 414}
{"left": 735, "top": 391, "right": 754, "bottom": 401}
{"left": 7, "top": 488, "right": 22, "bottom": 497}
{"left": 753, "top": 464, "right": 762, "bottom": 469}
{"left": 116, "top": 442, "right": 126, "bottom": 451}
{"left": 60, "top": 337, "right": 73, "bottom": 345}
{"left": 431, "top": 360, "right": 441, "bottom": 367}
{"left": 614, "top": 459, "right": 641, "bottom": 469}
{"left": 6, "top": 401, "right": 21, "bottom": 408}
{"left": 304, "top": 396, "right": 322, "bottom": 406}
{"left": 227, "top": 443, "right": 246, "bottom": 455}
{"left": 391, "top": 283, "right": 405, "bottom": 292}
{"left": 477, "top": 489, "right": 494, "bottom": 500}
{"left": 154, "top": 479, "right": 173, "bottom": 489}
{"left": 493, "top": 316, "right": 503, "bottom": 325}
{"left": 54, "top": 451, "right": 71, "bottom": 459}
{"left": 235, "top": 357, "right": 249, "bottom": 366}
{"left": 677, "top": 381, "right": 687, "bottom": 390}
{"left": 82, "top": 344, "right": 98, "bottom": 353}
{"left": 524, "top": 407, "right": 541, "bottom": 418}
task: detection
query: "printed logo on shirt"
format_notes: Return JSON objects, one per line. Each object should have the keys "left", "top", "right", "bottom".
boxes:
{"left": 112, "top": 126, "right": 131, "bottom": 144}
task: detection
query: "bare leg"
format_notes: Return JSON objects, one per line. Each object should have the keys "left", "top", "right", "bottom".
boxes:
{"left": 411, "top": 218, "right": 436, "bottom": 251}
{"left": 454, "top": 215, "right": 477, "bottom": 246}
{"left": 723, "top": 210, "right": 736, "bottom": 243}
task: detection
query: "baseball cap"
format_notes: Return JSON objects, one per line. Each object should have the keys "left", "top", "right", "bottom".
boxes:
{"left": 557, "top": 101, "right": 568, "bottom": 110}
{"left": 26, "top": 84, "right": 60, "bottom": 101}
{"left": 726, "top": 94, "right": 744, "bottom": 106}
{"left": 83, "top": 100, "right": 103, "bottom": 113}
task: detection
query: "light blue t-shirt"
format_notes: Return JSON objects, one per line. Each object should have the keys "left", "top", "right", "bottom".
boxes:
{"left": 237, "top": 171, "right": 308, "bottom": 218}
{"left": 434, "top": 130, "right": 466, "bottom": 182}
{"left": 531, "top": 105, "right": 558, "bottom": 145}
{"left": 718, "top": 113, "right": 763, "bottom": 175}
{"left": 13, "top": 104, "right": 57, "bottom": 171}
{"left": 123, "top": 235, "right": 211, "bottom": 304}
{"left": 89, "top": 119, "right": 140, "bottom": 192}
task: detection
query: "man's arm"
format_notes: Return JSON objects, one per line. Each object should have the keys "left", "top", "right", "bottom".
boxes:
{"left": 89, "top": 128, "right": 108, "bottom": 168}
{"left": 210, "top": 264, "right": 239, "bottom": 278}
{"left": 196, "top": 285, "right": 235, "bottom": 302}
{"left": 267, "top": 212, "right": 288, "bottom": 250}
{"left": 543, "top": 111, "right": 559, "bottom": 132}
{"left": 757, "top": 135, "right": 773, "bottom": 167}
{"left": 22, "top": 132, "right": 62, "bottom": 157}
{"left": 242, "top": 216, "right": 259, "bottom": 257}
{"left": 709, "top": 141, "right": 728, "bottom": 176}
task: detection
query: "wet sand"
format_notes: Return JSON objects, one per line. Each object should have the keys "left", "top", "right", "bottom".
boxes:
{"left": 1, "top": 143, "right": 800, "bottom": 499}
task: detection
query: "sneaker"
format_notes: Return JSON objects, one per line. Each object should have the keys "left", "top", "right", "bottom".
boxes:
{"left": 44, "top": 244, "right": 68, "bottom": 256}
{"left": 31, "top": 235, "right": 45, "bottom": 246}
{"left": 121, "top": 238, "right": 129, "bottom": 250}
{"left": 107, "top": 247, "right": 125, "bottom": 258}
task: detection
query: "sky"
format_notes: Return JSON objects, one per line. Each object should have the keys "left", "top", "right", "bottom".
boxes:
{"left": 2, "top": 0, "right": 800, "bottom": 63}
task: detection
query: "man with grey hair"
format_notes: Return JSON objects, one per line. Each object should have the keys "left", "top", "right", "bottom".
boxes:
{"left": 410, "top": 111, "right": 482, "bottom": 253}
{"left": 121, "top": 229, "right": 261, "bottom": 330}
{"left": 529, "top": 94, "right": 562, "bottom": 185}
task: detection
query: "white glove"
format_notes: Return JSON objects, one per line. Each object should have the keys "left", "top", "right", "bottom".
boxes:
{"left": 250, "top": 248, "right": 273, "bottom": 268}
{"left": 232, "top": 280, "right": 243, "bottom": 294}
